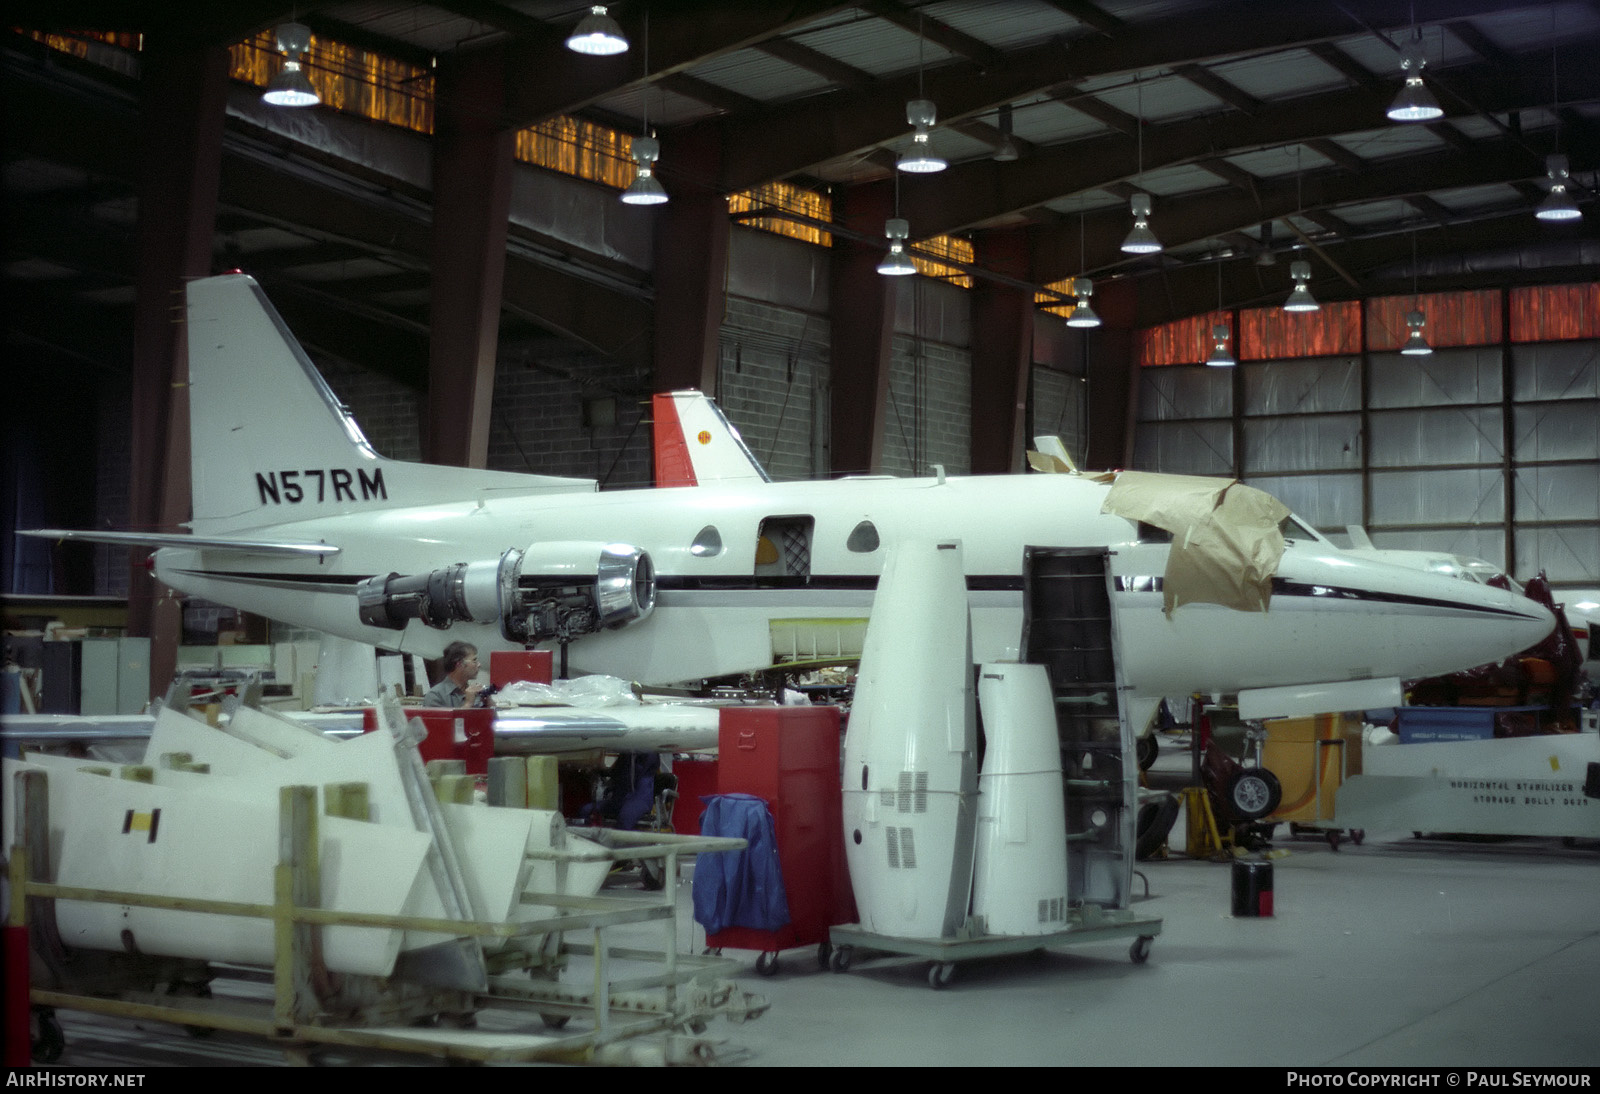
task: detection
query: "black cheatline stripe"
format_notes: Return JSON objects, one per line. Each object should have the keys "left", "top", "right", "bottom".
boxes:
{"left": 171, "top": 569, "right": 370, "bottom": 585}
{"left": 1271, "top": 579, "right": 1539, "bottom": 619}
{"left": 655, "top": 575, "right": 1025, "bottom": 592}
{"left": 1115, "top": 575, "right": 1538, "bottom": 620}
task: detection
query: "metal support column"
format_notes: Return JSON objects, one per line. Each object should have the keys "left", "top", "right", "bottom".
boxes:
{"left": 969, "top": 229, "right": 1034, "bottom": 474}
{"left": 1083, "top": 278, "right": 1139, "bottom": 471}
{"left": 128, "top": 36, "right": 229, "bottom": 700}
{"left": 652, "top": 132, "right": 728, "bottom": 395}
{"left": 428, "top": 49, "right": 514, "bottom": 470}
{"left": 828, "top": 187, "right": 897, "bottom": 476}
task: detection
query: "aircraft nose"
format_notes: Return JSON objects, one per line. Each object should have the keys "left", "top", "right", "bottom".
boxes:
{"left": 1369, "top": 563, "right": 1555, "bottom": 679}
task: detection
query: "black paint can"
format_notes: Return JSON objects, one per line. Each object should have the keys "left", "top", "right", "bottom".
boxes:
{"left": 1231, "top": 858, "right": 1274, "bottom": 917}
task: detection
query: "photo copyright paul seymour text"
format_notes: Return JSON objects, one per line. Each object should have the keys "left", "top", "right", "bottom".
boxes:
{"left": 1287, "top": 1075, "right": 1593, "bottom": 1088}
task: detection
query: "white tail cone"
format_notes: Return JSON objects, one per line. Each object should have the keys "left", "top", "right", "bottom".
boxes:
{"left": 973, "top": 663, "right": 1070, "bottom": 936}
{"left": 842, "top": 539, "right": 978, "bottom": 939}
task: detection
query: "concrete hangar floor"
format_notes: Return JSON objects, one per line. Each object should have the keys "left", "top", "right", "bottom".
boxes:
{"left": 38, "top": 822, "right": 1600, "bottom": 1069}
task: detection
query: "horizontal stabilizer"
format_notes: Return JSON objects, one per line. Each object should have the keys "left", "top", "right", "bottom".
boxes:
{"left": 20, "top": 529, "right": 340, "bottom": 557}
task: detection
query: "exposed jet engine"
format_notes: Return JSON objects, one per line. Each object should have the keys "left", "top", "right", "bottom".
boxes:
{"left": 356, "top": 541, "right": 655, "bottom": 644}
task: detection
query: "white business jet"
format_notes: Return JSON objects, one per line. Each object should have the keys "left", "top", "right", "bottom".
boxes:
{"left": 24, "top": 275, "right": 1555, "bottom": 717}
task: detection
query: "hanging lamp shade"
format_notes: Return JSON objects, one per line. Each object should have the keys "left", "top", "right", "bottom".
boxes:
{"left": 621, "top": 136, "right": 667, "bottom": 205}
{"left": 1205, "top": 323, "right": 1235, "bottom": 367}
{"left": 1387, "top": 39, "right": 1443, "bottom": 122}
{"left": 263, "top": 23, "right": 320, "bottom": 107}
{"left": 567, "top": 5, "right": 628, "bottom": 55}
{"left": 877, "top": 217, "right": 917, "bottom": 276}
{"left": 1282, "top": 259, "right": 1320, "bottom": 312}
{"left": 898, "top": 99, "right": 948, "bottom": 173}
{"left": 1537, "top": 154, "right": 1582, "bottom": 221}
{"left": 1400, "top": 309, "right": 1433, "bottom": 355}
{"left": 1121, "top": 193, "right": 1162, "bottom": 254}
{"left": 1066, "top": 278, "right": 1101, "bottom": 328}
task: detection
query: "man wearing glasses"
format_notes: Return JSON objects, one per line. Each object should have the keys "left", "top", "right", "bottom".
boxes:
{"left": 422, "top": 641, "right": 485, "bottom": 708}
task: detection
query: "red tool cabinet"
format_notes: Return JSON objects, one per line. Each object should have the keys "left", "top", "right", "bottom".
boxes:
{"left": 705, "top": 705, "right": 855, "bottom": 972}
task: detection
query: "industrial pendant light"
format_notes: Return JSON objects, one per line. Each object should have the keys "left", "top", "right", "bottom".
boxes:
{"left": 1206, "top": 323, "right": 1236, "bottom": 367}
{"left": 621, "top": 136, "right": 667, "bottom": 205}
{"left": 1121, "top": 78, "right": 1161, "bottom": 253}
{"left": 1206, "top": 260, "right": 1234, "bottom": 366}
{"left": 1283, "top": 259, "right": 1320, "bottom": 312}
{"left": 1067, "top": 279, "right": 1101, "bottom": 328}
{"left": 619, "top": 13, "right": 665, "bottom": 205}
{"left": 1537, "top": 155, "right": 1581, "bottom": 221}
{"left": 879, "top": 152, "right": 918, "bottom": 276}
{"left": 900, "top": 99, "right": 948, "bottom": 173}
{"left": 898, "top": 22, "right": 946, "bottom": 174}
{"left": 1121, "top": 193, "right": 1161, "bottom": 254}
{"left": 1537, "top": 16, "right": 1580, "bottom": 222}
{"left": 877, "top": 217, "right": 917, "bottom": 276}
{"left": 1400, "top": 226, "right": 1431, "bottom": 355}
{"left": 1067, "top": 216, "right": 1100, "bottom": 327}
{"left": 567, "top": 5, "right": 628, "bottom": 55}
{"left": 1387, "top": 30, "right": 1443, "bottom": 122}
{"left": 263, "top": 22, "right": 319, "bottom": 107}
{"left": 1400, "top": 310, "right": 1432, "bottom": 355}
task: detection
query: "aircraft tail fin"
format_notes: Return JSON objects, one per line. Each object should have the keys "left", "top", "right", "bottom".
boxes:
{"left": 651, "top": 390, "right": 771, "bottom": 487}
{"left": 185, "top": 274, "right": 593, "bottom": 535}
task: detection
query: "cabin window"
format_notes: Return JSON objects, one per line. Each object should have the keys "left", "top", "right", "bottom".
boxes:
{"left": 846, "top": 520, "right": 880, "bottom": 553}
{"left": 691, "top": 525, "right": 723, "bottom": 557}
{"left": 756, "top": 516, "right": 813, "bottom": 579}
{"left": 1136, "top": 522, "right": 1172, "bottom": 544}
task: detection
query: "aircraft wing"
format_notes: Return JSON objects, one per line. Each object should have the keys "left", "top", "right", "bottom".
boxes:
{"left": 20, "top": 528, "right": 340, "bottom": 557}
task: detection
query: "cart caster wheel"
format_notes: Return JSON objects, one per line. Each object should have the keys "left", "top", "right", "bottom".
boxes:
{"left": 1327, "top": 830, "right": 1341, "bottom": 851}
{"left": 32, "top": 1007, "right": 65, "bottom": 1064}
{"left": 755, "top": 951, "right": 780, "bottom": 977}
{"left": 701, "top": 946, "right": 722, "bottom": 956}
{"left": 539, "top": 1013, "right": 570, "bottom": 1030}
{"left": 1351, "top": 829, "right": 1365, "bottom": 846}
{"left": 928, "top": 962, "right": 956, "bottom": 990}
{"left": 1130, "top": 936, "right": 1154, "bottom": 965}
{"left": 816, "top": 941, "right": 833, "bottom": 970}
{"left": 829, "top": 945, "right": 853, "bottom": 973}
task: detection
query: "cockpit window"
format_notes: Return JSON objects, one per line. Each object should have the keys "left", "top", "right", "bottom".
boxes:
{"left": 846, "top": 520, "right": 880, "bottom": 553}
{"left": 1279, "top": 516, "right": 1320, "bottom": 543}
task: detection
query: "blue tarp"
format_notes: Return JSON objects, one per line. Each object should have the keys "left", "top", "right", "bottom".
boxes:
{"left": 692, "top": 793, "right": 790, "bottom": 935}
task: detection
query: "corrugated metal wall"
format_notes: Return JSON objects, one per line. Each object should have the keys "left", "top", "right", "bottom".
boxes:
{"left": 1133, "top": 296, "right": 1599, "bottom": 588}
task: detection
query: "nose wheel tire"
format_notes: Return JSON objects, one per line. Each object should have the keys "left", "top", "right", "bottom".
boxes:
{"left": 1225, "top": 768, "right": 1282, "bottom": 821}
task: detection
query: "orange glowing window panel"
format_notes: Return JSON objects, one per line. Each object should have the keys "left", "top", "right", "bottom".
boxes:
{"left": 515, "top": 117, "right": 634, "bottom": 190}
{"left": 229, "top": 31, "right": 435, "bottom": 135}
{"left": 728, "top": 183, "right": 833, "bottom": 247}
{"left": 1239, "top": 300, "right": 1360, "bottom": 360}
{"left": 27, "top": 30, "right": 141, "bottom": 57}
{"left": 907, "top": 235, "right": 973, "bottom": 289}
{"left": 1509, "top": 283, "right": 1600, "bottom": 342}
{"left": 1139, "top": 311, "right": 1230, "bottom": 366}
{"left": 1036, "top": 277, "right": 1080, "bottom": 319}
{"left": 1367, "top": 290, "right": 1500, "bottom": 351}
